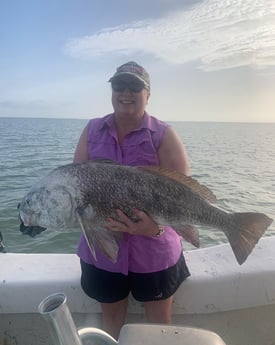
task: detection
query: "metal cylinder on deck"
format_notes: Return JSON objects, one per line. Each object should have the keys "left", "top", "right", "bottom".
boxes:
{"left": 38, "top": 292, "right": 83, "bottom": 345}
{"left": 38, "top": 292, "right": 118, "bottom": 345}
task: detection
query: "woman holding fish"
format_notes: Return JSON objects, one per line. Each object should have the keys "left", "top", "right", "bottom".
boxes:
{"left": 74, "top": 61, "right": 192, "bottom": 339}
{"left": 18, "top": 60, "right": 271, "bottom": 338}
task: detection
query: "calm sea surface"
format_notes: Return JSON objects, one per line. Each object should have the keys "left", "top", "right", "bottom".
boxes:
{"left": 0, "top": 117, "right": 274, "bottom": 253}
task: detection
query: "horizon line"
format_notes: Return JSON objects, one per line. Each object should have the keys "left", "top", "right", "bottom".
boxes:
{"left": 0, "top": 115, "right": 274, "bottom": 125}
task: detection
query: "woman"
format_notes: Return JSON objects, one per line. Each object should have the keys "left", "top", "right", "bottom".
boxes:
{"left": 74, "top": 61, "right": 191, "bottom": 339}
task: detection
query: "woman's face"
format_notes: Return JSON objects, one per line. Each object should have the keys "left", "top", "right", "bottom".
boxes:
{"left": 111, "top": 75, "right": 150, "bottom": 119}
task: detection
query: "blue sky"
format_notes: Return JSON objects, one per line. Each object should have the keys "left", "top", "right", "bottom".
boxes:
{"left": 0, "top": 0, "right": 274, "bottom": 122}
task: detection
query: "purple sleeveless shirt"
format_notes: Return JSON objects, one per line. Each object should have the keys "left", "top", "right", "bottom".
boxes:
{"left": 77, "top": 112, "right": 183, "bottom": 275}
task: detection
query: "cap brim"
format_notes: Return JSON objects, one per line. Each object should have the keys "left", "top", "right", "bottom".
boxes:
{"left": 108, "top": 72, "right": 148, "bottom": 87}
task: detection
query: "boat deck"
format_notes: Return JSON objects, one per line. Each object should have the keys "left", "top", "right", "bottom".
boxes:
{"left": 1, "top": 236, "right": 275, "bottom": 345}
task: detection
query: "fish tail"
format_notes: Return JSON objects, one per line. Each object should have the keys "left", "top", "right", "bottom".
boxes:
{"left": 225, "top": 212, "right": 273, "bottom": 265}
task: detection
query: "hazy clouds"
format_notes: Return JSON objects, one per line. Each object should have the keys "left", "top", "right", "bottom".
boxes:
{"left": 66, "top": 0, "right": 275, "bottom": 72}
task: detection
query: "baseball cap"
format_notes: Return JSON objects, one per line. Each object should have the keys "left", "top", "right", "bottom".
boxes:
{"left": 109, "top": 61, "right": 150, "bottom": 90}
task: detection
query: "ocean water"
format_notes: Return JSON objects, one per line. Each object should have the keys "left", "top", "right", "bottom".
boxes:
{"left": 0, "top": 117, "right": 274, "bottom": 254}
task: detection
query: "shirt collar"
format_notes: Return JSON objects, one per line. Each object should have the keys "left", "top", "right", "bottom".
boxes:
{"left": 103, "top": 112, "right": 158, "bottom": 133}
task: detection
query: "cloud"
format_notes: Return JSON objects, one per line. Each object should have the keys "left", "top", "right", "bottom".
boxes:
{"left": 65, "top": 0, "right": 275, "bottom": 71}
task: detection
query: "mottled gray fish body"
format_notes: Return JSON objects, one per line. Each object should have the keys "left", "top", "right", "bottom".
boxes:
{"left": 19, "top": 161, "right": 273, "bottom": 265}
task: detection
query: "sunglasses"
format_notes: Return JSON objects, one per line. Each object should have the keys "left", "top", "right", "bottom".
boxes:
{"left": 111, "top": 81, "right": 146, "bottom": 93}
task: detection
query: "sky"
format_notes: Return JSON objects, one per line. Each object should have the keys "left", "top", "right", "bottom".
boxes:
{"left": 0, "top": 0, "right": 274, "bottom": 122}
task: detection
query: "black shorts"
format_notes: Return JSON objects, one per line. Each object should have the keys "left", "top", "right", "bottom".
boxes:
{"left": 80, "top": 253, "right": 190, "bottom": 303}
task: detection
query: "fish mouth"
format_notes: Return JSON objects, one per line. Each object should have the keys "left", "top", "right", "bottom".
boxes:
{"left": 18, "top": 203, "right": 47, "bottom": 237}
{"left": 19, "top": 221, "right": 47, "bottom": 237}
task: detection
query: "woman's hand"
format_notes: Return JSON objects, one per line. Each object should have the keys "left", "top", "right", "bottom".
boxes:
{"left": 107, "top": 209, "right": 160, "bottom": 237}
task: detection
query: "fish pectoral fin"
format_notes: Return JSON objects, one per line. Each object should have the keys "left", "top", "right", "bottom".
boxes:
{"left": 93, "top": 228, "right": 121, "bottom": 263}
{"left": 139, "top": 166, "right": 216, "bottom": 203}
{"left": 76, "top": 209, "right": 121, "bottom": 263}
{"left": 76, "top": 211, "right": 97, "bottom": 260}
{"left": 174, "top": 224, "right": 200, "bottom": 248}
{"left": 225, "top": 212, "right": 273, "bottom": 265}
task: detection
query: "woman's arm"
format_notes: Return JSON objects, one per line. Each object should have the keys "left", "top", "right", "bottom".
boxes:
{"left": 73, "top": 124, "right": 89, "bottom": 163}
{"left": 158, "top": 126, "right": 190, "bottom": 175}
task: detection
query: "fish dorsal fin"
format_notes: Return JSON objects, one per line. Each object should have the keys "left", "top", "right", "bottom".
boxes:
{"left": 140, "top": 166, "right": 217, "bottom": 203}
{"left": 92, "top": 159, "right": 119, "bottom": 165}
